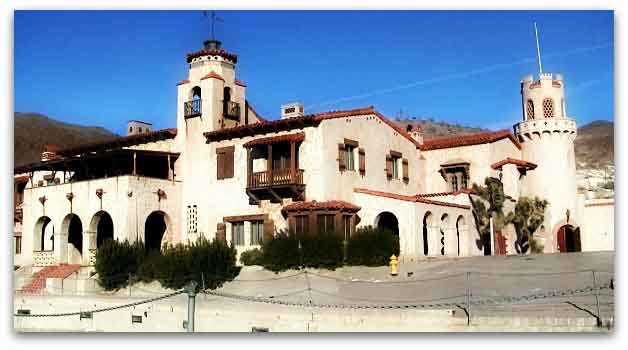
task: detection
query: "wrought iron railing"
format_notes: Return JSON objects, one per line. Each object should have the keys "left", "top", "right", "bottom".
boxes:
{"left": 248, "top": 169, "right": 304, "bottom": 188}
{"left": 184, "top": 99, "right": 202, "bottom": 118}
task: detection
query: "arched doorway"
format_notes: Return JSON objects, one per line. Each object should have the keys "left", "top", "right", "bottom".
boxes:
{"left": 456, "top": 215, "right": 465, "bottom": 257}
{"left": 375, "top": 212, "right": 399, "bottom": 235}
{"left": 422, "top": 212, "right": 433, "bottom": 256}
{"left": 90, "top": 211, "right": 114, "bottom": 248}
{"left": 440, "top": 214, "right": 449, "bottom": 256}
{"left": 145, "top": 211, "right": 168, "bottom": 252}
{"left": 34, "top": 216, "right": 54, "bottom": 252}
{"left": 557, "top": 225, "right": 581, "bottom": 253}
{"left": 62, "top": 214, "right": 83, "bottom": 264}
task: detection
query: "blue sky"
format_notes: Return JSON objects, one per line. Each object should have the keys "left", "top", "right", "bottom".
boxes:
{"left": 14, "top": 10, "right": 613, "bottom": 135}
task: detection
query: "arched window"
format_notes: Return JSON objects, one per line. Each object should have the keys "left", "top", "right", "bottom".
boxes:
{"left": 542, "top": 98, "right": 554, "bottom": 118}
{"left": 191, "top": 86, "right": 201, "bottom": 100}
{"left": 129, "top": 127, "right": 133, "bottom": 133}
{"left": 223, "top": 87, "right": 232, "bottom": 117}
{"left": 526, "top": 99, "right": 535, "bottom": 120}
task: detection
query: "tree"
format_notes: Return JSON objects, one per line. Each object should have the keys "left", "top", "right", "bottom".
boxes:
{"left": 505, "top": 197, "right": 548, "bottom": 254}
{"left": 470, "top": 177, "right": 506, "bottom": 255}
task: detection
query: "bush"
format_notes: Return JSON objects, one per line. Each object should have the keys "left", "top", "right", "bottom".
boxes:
{"left": 346, "top": 226, "right": 400, "bottom": 266}
{"left": 95, "top": 237, "right": 239, "bottom": 291}
{"left": 240, "top": 248, "right": 264, "bottom": 266}
{"left": 260, "top": 231, "right": 301, "bottom": 272}
{"left": 95, "top": 240, "right": 145, "bottom": 290}
{"left": 300, "top": 233, "right": 343, "bottom": 270}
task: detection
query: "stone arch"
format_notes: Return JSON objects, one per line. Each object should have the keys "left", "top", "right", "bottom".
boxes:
{"left": 90, "top": 211, "right": 114, "bottom": 249}
{"left": 375, "top": 211, "right": 399, "bottom": 235}
{"left": 34, "top": 216, "right": 54, "bottom": 252}
{"left": 440, "top": 214, "right": 449, "bottom": 256}
{"left": 62, "top": 214, "right": 83, "bottom": 264}
{"left": 456, "top": 215, "right": 466, "bottom": 257}
{"left": 190, "top": 86, "right": 201, "bottom": 100}
{"left": 145, "top": 211, "right": 170, "bottom": 252}
{"left": 422, "top": 211, "right": 433, "bottom": 256}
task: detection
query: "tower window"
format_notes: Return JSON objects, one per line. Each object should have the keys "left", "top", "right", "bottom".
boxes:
{"left": 129, "top": 127, "right": 133, "bottom": 133}
{"left": 526, "top": 100, "right": 535, "bottom": 120}
{"left": 542, "top": 98, "right": 554, "bottom": 118}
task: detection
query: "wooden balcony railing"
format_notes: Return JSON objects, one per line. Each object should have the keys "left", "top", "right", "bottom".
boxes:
{"left": 248, "top": 169, "right": 304, "bottom": 188}
{"left": 224, "top": 101, "right": 241, "bottom": 119}
{"left": 184, "top": 99, "right": 202, "bottom": 118}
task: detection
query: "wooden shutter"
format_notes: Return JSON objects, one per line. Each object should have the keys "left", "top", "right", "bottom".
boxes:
{"left": 216, "top": 223, "right": 226, "bottom": 242}
{"left": 216, "top": 146, "right": 235, "bottom": 179}
{"left": 402, "top": 158, "right": 409, "bottom": 182}
{"left": 358, "top": 148, "right": 366, "bottom": 175}
{"left": 385, "top": 155, "right": 393, "bottom": 179}
{"left": 338, "top": 143, "right": 346, "bottom": 171}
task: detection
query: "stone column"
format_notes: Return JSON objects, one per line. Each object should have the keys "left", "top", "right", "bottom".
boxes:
{"left": 83, "top": 231, "right": 97, "bottom": 266}
{"left": 55, "top": 232, "right": 68, "bottom": 265}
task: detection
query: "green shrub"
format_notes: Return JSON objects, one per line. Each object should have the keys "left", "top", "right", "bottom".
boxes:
{"left": 95, "top": 237, "right": 239, "bottom": 291}
{"left": 240, "top": 248, "right": 264, "bottom": 266}
{"left": 346, "top": 226, "right": 400, "bottom": 266}
{"left": 260, "top": 231, "right": 301, "bottom": 272}
{"left": 95, "top": 240, "right": 145, "bottom": 290}
{"left": 300, "top": 233, "right": 344, "bottom": 270}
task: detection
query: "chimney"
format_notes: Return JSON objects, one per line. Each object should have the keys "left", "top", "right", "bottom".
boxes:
{"left": 407, "top": 124, "right": 424, "bottom": 145}
{"left": 41, "top": 144, "right": 59, "bottom": 162}
{"left": 281, "top": 102, "right": 304, "bottom": 119}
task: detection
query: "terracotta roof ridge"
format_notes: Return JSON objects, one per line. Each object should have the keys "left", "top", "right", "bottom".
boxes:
{"left": 354, "top": 188, "right": 470, "bottom": 209}
{"left": 420, "top": 129, "right": 520, "bottom": 151}
{"left": 491, "top": 157, "right": 537, "bottom": 170}
{"left": 55, "top": 128, "right": 177, "bottom": 156}
{"left": 201, "top": 71, "right": 225, "bottom": 82}
{"left": 417, "top": 188, "right": 475, "bottom": 197}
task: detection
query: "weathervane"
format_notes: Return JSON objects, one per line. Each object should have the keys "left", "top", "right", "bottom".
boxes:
{"left": 203, "top": 10, "right": 223, "bottom": 41}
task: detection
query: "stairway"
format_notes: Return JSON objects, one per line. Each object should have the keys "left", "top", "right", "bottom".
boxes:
{"left": 19, "top": 264, "right": 81, "bottom": 294}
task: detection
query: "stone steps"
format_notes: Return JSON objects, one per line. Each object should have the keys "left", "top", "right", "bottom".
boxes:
{"left": 19, "top": 264, "right": 81, "bottom": 295}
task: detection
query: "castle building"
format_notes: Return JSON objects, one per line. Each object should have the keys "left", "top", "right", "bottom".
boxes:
{"left": 13, "top": 38, "right": 614, "bottom": 280}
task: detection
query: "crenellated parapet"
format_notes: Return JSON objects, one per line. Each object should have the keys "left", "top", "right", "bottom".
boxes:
{"left": 514, "top": 117, "right": 577, "bottom": 143}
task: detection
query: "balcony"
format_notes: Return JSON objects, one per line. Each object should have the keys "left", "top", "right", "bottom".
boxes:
{"left": 244, "top": 133, "right": 306, "bottom": 204}
{"left": 224, "top": 101, "right": 241, "bottom": 120}
{"left": 184, "top": 99, "right": 202, "bottom": 118}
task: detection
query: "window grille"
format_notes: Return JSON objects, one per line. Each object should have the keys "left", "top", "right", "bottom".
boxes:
{"left": 187, "top": 205, "right": 198, "bottom": 234}
{"left": 543, "top": 98, "right": 554, "bottom": 118}
{"left": 526, "top": 100, "right": 535, "bottom": 119}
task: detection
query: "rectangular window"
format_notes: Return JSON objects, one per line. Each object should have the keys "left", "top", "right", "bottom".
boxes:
{"left": 250, "top": 220, "right": 264, "bottom": 245}
{"left": 15, "top": 236, "right": 21, "bottom": 255}
{"left": 232, "top": 222, "right": 245, "bottom": 246}
{"left": 344, "top": 145, "right": 355, "bottom": 171}
{"left": 402, "top": 158, "right": 409, "bottom": 182}
{"left": 461, "top": 175, "right": 468, "bottom": 189}
{"left": 317, "top": 214, "right": 335, "bottom": 234}
{"left": 451, "top": 175, "right": 459, "bottom": 192}
{"left": 342, "top": 215, "right": 352, "bottom": 241}
{"left": 294, "top": 215, "right": 309, "bottom": 236}
{"left": 391, "top": 157, "right": 399, "bottom": 179}
{"left": 216, "top": 146, "right": 235, "bottom": 180}
{"left": 187, "top": 205, "right": 198, "bottom": 234}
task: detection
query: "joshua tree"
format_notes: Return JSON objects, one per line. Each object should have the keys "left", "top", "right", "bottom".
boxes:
{"left": 470, "top": 177, "right": 506, "bottom": 254}
{"left": 504, "top": 197, "right": 549, "bottom": 254}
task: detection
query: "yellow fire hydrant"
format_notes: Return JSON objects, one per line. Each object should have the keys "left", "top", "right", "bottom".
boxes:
{"left": 389, "top": 254, "right": 399, "bottom": 276}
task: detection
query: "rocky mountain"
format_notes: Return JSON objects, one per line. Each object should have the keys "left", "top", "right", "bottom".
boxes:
{"left": 14, "top": 112, "right": 117, "bottom": 167}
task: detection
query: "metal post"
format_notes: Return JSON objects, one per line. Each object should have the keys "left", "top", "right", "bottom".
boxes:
{"left": 184, "top": 281, "right": 198, "bottom": 333}
{"left": 592, "top": 270, "right": 601, "bottom": 327}
{"left": 466, "top": 271, "right": 471, "bottom": 326}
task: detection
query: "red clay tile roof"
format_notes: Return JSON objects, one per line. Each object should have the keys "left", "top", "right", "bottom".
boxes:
{"left": 282, "top": 200, "right": 361, "bottom": 215}
{"left": 354, "top": 188, "right": 470, "bottom": 209}
{"left": 235, "top": 79, "right": 246, "bottom": 87}
{"left": 420, "top": 130, "right": 521, "bottom": 151}
{"left": 416, "top": 188, "right": 475, "bottom": 198}
{"left": 177, "top": 79, "right": 190, "bottom": 86}
{"left": 491, "top": 157, "right": 537, "bottom": 170}
{"left": 55, "top": 128, "right": 178, "bottom": 157}
{"left": 186, "top": 48, "right": 238, "bottom": 63}
{"left": 201, "top": 71, "right": 225, "bottom": 82}
{"left": 243, "top": 132, "right": 305, "bottom": 148}
{"left": 204, "top": 106, "right": 421, "bottom": 148}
